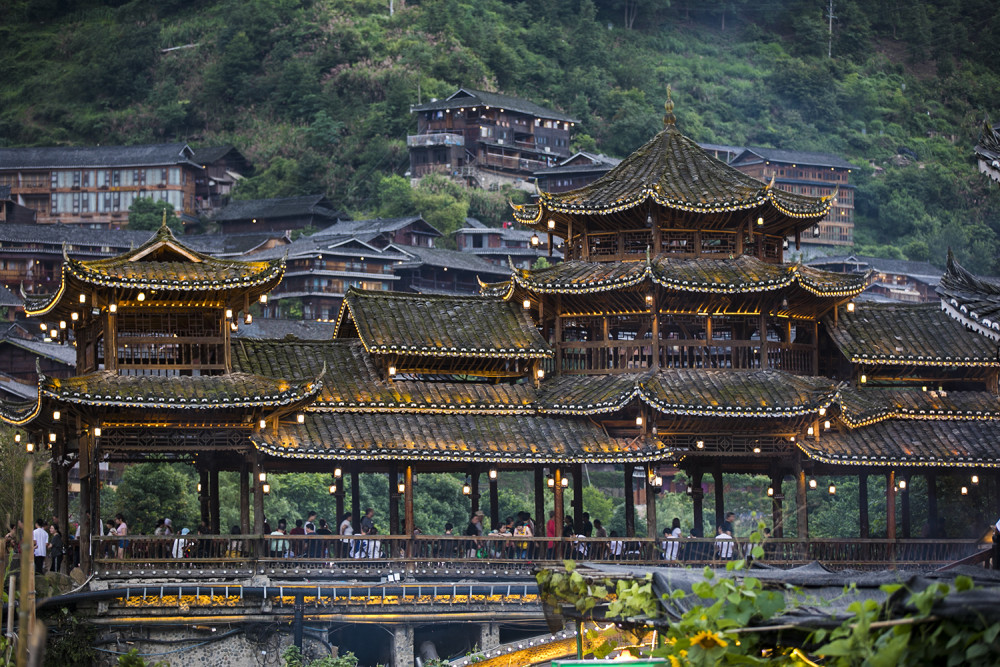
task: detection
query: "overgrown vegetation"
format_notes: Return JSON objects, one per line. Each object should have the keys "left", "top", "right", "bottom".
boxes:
{"left": 1, "top": 0, "right": 998, "bottom": 270}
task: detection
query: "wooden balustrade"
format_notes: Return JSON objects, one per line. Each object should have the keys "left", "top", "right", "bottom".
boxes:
{"left": 89, "top": 535, "right": 987, "bottom": 578}
{"left": 558, "top": 340, "right": 815, "bottom": 375}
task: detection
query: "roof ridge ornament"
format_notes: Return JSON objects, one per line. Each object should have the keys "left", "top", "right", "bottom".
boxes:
{"left": 663, "top": 85, "right": 676, "bottom": 127}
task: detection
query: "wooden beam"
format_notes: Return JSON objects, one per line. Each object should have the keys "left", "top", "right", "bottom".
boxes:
{"left": 887, "top": 470, "right": 897, "bottom": 541}
{"left": 534, "top": 467, "right": 545, "bottom": 542}
{"left": 859, "top": 473, "right": 869, "bottom": 538}
{"left": 624, "top": 464, "right": 635, "bottom": 538}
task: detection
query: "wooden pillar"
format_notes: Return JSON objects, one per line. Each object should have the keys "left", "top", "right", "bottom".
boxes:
{"left": 534, "top": 467, "right": 545, "bottom": 535}
{"left": 759, "top": 314, "right": 769, "bottom": 369}
{"left": 886, "top": 470, "right": 897, "bottom": 541}
{"left": 252, "top": 451, "right": 264, "bottom": 534}
{"left": 623, "top": 464, "right": 635, "bottom": 537}
{"left": 209, "top": 467, "right": 221, "bottom": 534}
{"left": 54, "top": 454, "right": 68, "bottom": 572}
{"left": 239, "top": 461, "right": 250, "bottom": 534}
{"left": 470, "top": 467, "right": 481, "bottom": 515}
{"left": 351, "top": 466, "right": 361, "bottom": 534}
{"left": 554, "top": 299, "right": 563, "bottom": 376}
{"left": 812, "top": 322, "right": 820, "bottom": 376}
{"left": 859, "top": 473, "right": 869, "bottom": 539}
{"left": 645, "top": 470, "right": 657, "bottom": 539}
{"left": 927, "top": 473, "right": 938, "bottom": 538}
{"left": 553, "top": 468, "right": 565, "bottom": 548}
{"left": 572, "top": 463, "right": 583, "bottom": 533}
{"left": 901, "top": 473, "right": 911, "bottom": 538}
{"left": 650, "top": 293, "right": 660, "bottom": 370}
{"left": 388, "top": 463, "right": 400, "bottom": 536}
{"left": 691, "top": 470, "right": 705, "bottom": 537}
{"left": 713, "top": 465, "right": 725, "bottom": 530}
{"left": 770, "top": 472, "right": 783, "bottom": 538}
{"left": 199, "top": 468, "right": 210, "bottom": 526}
{"left": 795, "top": 466, "right": 808, "bottom": 539}
{"left": 79, "top": 430, "right": 93, "bottom": 574}
{"left": 488, "top": 469, "right": 499, "bottom": 532}
{"left": 404, "top": 465, "right": 414, "bottom": 557}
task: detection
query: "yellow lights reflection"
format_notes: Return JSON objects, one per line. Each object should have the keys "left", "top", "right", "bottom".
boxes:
{"left": 197, "top": 483, "right": 202, "bottom": 493}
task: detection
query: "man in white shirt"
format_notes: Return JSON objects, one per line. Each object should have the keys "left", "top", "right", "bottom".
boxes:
{"left": 32, "top": 519, "right": 48, "bottom": 573}
{"left": 715, "top": 525, "right": 734, "bottom": 560}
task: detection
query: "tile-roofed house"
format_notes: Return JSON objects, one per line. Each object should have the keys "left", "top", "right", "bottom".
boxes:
{"left": 455, "top": 218, "right": 560, "bottom": 270}
{"left": 249, "top": 232, "right": 409, "bottom": 320}
{"left": 0, "top": 142, "right": 206, "bottom": 227}
{"left": 392, "top": 245, "right": 514, "bottom": 295}
{"left": 534, "top": 152, "right": 623, "bottom": 193}
{"left": 408, "top": 87, "right": 578, "bottom": 191}
{"left": 210, "top": 194, "right": 347, "bottom": 234}
{"left": 313, "top": 216, "right": 442, "bottom": 249}
{"left": 974, "top": 120, "right": 1000, "bottom": 185}
{"left": 729, "top": 145, "right": 856, "bottom": 252}
{"left": 807, "top": 254, "right": 942, "bottom": 303}
{"left": 188, "top": 145, "right": 251, "bottom": 220}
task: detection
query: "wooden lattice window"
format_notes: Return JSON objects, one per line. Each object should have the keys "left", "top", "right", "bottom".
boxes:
{"left": 115, "top": 309, "right": 226, "bottom": 375}
{"left": 700, "top": 232, "right": 736, "bottom": 255}
{"left": 622, "top": 230, "right": 653, "bottom": 256}
{"left": 762, "top": 237, "right": 782, "bottom": 261}
{"left": 588, "top": 232, "right": 618, "bottom": 258}
{"left": 660, "top": 230, "right": 696, "bottom": 254}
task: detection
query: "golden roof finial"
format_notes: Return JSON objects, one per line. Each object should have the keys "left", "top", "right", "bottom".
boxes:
{"left": 663, "top": 85, "right": 676, "bottom": 127}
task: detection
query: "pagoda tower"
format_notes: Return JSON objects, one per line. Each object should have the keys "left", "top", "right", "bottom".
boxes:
{"left": 495, "top": 90, "right": 869, "bottom": 536}
{"left": 5, "top": 222, "right": 322, "bottom": 572}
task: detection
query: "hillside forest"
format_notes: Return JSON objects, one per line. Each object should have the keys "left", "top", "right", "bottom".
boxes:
{"left": 2, "top": 0, "right": 1000, "bottom": 272}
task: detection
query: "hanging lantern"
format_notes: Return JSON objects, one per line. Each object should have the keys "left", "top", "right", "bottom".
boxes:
{"left": 546, "top": 475, "right": 554, "bottom": 489}
{"left": 260, "top": 294, "right": 268, "bottom": 304}
{"left": 898, "top": 479, "right": 907, "bottom": 490}
{"left": 137, "top": 292, "right": 146, "bottom": 302}
{"left": 767, "top": 487, "right": 774, "bottom": 497}
{"left": 245, "top": 313, "right": 253, "bottom": 325}
{"left": 846, "top": 302, "right": 855, "bottom": 313}
{"left": 530, "top": 234, "right": 540, "bottom": 247}
{"left": 972, "top": 474, "right": 979, "bottom": 485}
{"left": 807, "top": 426, "right": 814, "bottom": 436}
{"left": 818, "top": 406, "right": 826, "bottom": 416}
{"left": 94, "top": 427, "right": 102, "bottom": 437}
{"left": 53, "top": 410, "right": 61, "bottom": 421}
{"left": 696, "top": 440, "right": 704, "bottom": 449}
{"left": 635, "top": 415, "right": 643, "bottom": 427}
{"left": 808, "top": 478, "right": 817, "bottom": 490}
{"left": 561, "top": 476, "right": 568, "bottom": 488}
{"left": 258, "top": 472, "right": 267, "bottom": 483}
{"left": 25, "top": 442, "right": 34, "bottom": 453}
{"left": 262, "top": 483, "right": 271, "bottom": 495}
{"left": 828, "top": 484, "right": 836, "bottom": 495}
{"left": 536, "top": 368, "right": 545, "bottom": 380}
{"left": 109, "top": 303, "right": 117, "bottom": 313}
{"left": 522, "top": 299, "right": 531, "bottom": 310}
{"left": 329, "top": 484, "right": 337, "bottom": 495}
{"left": 488, "top": 468, "right": 498, "bottom": 481}
{"left": 79, "top": 294, "right": 87, "bottom": 304}
{"left": 547, "top": 219, "right": 556, "bottom": 229}
{"left": 860, "top": 374, "right": 867, "bottom": 384}
{"left": 334, "top": 467, "right": 342, "bottom": 479}
{"left": 961, "top": 486, "right": 969, "bottom": 496}
{"left": 296, "top": 413, "right": 305, "bottom": 424}
{"left": 462, "top": 478, "right": 472, "bottom": 495}
{"left": 259, "top": 418, "right": 267, "bottom": 429}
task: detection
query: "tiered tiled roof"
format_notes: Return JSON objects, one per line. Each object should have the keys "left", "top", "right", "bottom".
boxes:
{"left": 253, "top": 412, "right": 650, "bottom": 464}
{"left": 233, "top": 339, "right": 535, "bottom": 413}
{"left": 0, "top": 143, "right": 199, "bottom": 169}
{"left": 837, "top": 387, "right": 1000, "bottom": 428}
{"left": 825, "top": 302, "right": 999, "bottom": 367}
{"left": 538, "top": 369, "right": 838, "bottom": 418}
{"left": 503, "top": 255, "right": 867, "bottom": 298}
{"left": 210, "top": 195, "right": 343, "bottom": 223}
{"left": 24, "top": 223, "right": 284, "bottom": 316}
{"left": 40, "top": 371, "right": 322, "bottom": 409}
{"left": 798, "top": 419, "right": 1000, "bottom": 467}
{"left": 937, "top": 251, "right": 1000, "bottom": 342}
{"left": 336, "top": 289, "right": 551, "bottom": 359}
{"left": 410, "top": 87, "right": 578, "bottom": 123}
{"left": 513, "top": 96, "right": 833, "bottom": 239}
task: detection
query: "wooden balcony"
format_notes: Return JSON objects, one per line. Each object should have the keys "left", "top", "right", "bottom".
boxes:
{"left": 556, "top": 340, "right": 815, "bottom": 375}
{"left": 89, "top": 535, "right": 989, "bottom": 580}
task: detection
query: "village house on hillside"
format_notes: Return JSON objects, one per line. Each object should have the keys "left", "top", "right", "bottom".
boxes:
{"left": 209, "top": 194, "right": 349, "bottom": 235}
{"left": 408, "top": 87, "right": 578, "bottom": 191}
{"left": 0, "top": 143, "right": 247, "bottom": 228}
{"left": 976, "top": 120, "right": 1000, "bottom": 185}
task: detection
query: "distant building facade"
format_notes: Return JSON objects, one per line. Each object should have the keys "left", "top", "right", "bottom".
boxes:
{"left": 806, "top": 254, "right": 941, "bottom": 303}
{"left": 455, "top": 218, "right": 559, "bottom": 270}
{"left": 408, "top": 88, "right": 577, "bottom": 191}
{"left": 0, "top": 143, "right": 228, "bottom": 228}
{"left": 533, "top": 152, "right": 621, "bottom": 193}
{"left": 0, "top": 185, "right": 36, "bottom": 225}
{"left": 729, "top": 147, "right": 856, "bottom": 250}
{"left": 210, "top": 195, "right": 346, "bottom": 235}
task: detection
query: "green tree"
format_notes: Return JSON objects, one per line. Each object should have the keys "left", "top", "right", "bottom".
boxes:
{"left": 113, "top": 463, "right": 195, "bottom": 534}
{"left": 127, "top": 198, "right": 179, "bottom": 233}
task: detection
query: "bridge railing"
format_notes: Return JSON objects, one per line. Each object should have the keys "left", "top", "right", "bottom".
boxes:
{"left": 90, "top": 535, "right": 987, "bottom": 577}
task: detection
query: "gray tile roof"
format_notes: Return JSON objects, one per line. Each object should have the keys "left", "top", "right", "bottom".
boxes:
{"left": 975, "top": 122, "right": 1000, "bottom": 163}
{"left": 411, "top": 87, "right": 578, "bottom": 123}
{"left": 0, "top": 143, "right": 199, "bottom": 170}
{"left": 314, "top": 216, "right": 442, "bottom": 239}
{"left": 211, "top": 195, "right": 343, "bottom": 222}
{"left": 733, "top": 146, "right": 855, "bottom": 170}
{"left": 232, "top": 319, "right": 338, "bottom": 341}
{"left": 189, "top": 145, "right": 245, "bottom": 165}
{"left": 251, "top": 234, "right": 410, "bottom": 262}
{"left": 395, "top": 245, "right": 514, "bottom": 277}
{"left": 0, "top": 223, "right": 151, "bottom": 251}
{"left": 807, "top": 254, "right": 942, "bottom": 282}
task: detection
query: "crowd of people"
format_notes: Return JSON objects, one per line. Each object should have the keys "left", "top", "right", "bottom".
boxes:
{"left": 4, "top": 508, "right": 759, "bottom": 568}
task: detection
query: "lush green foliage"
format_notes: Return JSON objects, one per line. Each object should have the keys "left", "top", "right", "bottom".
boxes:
{"left": 1, "top": 0, "right": 999, "bottom": 269}
{"left": 283, "top": 644, "right": 359, "bottom": 666}
{"left": 127, "top": 197, "right": 180, "bottom": 233}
